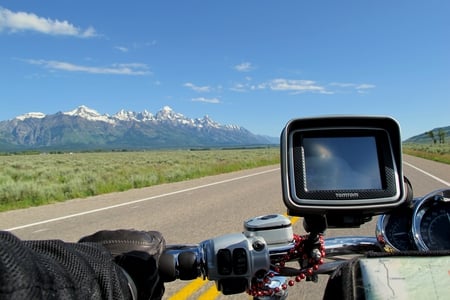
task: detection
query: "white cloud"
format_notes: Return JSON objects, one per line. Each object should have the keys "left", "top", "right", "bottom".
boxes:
{"left": 0, "top": 6, "right": 96, "bottom": 37}
{"left": 115, "top": 46, "right": 129, "bottom": 53}
{"left": 330, "top": 82, "right": 376, "bottom": 94}
{"left": 230, "top": 78, "right": 376, "bottom": 95}
{"left": 230, "top": 83, "right": 248, "bottom": 92}
{"left": 192, "top": 97, "right": 221, "bottom": 104}
{"left": 234, "top": 62, "right": 254, "bottom": 72}
{"left": 229, "top": 76, "right": 255, "bottom": 92}
{"left": 355, "top": 83, "right": 376, "bottom": 90}
{"left": 330, "top": 82, "right": 356, "bottom": 88}
{"left": 263, "top": 78, "right": 331, "bottom": 94}
{"left": 330, "top": 82, "right": 375, "bottom": 89}
{"left": 183, "top": 82, "right": 211, "bottom": 92}
{"left": 25, "top": 59, "right": 150, "bottom": 75}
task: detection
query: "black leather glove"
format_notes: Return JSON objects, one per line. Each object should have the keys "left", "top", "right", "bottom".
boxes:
{"left": 79, "top": 230, "right": 166, "bottom": 300}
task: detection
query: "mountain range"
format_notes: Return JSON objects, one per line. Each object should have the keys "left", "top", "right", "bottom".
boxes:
{"left": 403, "top": 126, "right": 450, "bottom": 144}
{"left": 0, "top": 106, "right": 277, "bottom": 151}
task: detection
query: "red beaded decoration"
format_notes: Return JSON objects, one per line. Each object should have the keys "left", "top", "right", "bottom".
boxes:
{"left": 247, "top": 233, "right": 325, "bottom": 297}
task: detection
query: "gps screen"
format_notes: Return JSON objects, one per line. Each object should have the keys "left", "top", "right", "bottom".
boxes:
{"left": 303, "top": 136, "right": 382, "bottom": 191}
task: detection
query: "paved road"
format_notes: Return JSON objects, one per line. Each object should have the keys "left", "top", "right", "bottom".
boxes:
{"left": 1, "top": 154, "right": 449, "bottom": 299}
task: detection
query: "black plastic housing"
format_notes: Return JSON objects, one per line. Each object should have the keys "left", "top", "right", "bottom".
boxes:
{"left": 280, "top": 116, "right": 406, "bottom": 220}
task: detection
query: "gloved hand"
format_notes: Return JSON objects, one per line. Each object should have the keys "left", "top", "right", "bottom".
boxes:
{"left": 79, "top": 230, "right": 166, "bottom": 300}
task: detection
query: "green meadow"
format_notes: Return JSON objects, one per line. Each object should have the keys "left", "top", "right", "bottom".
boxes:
{"left": 2, "top": 144, "right": 448, "bottom": 212}
{"left": 0, "top": 148, "right": 279, "bottom": 211}
{"left": 403, "top": 143, "right": 450, "bottom": 164}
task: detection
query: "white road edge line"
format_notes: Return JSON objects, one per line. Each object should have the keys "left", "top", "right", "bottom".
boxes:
{"left": 403, "top": 161, "right": 450, "bottom": 187}
{"left": 6, "top": 168, "right": 280, "bottom": 232}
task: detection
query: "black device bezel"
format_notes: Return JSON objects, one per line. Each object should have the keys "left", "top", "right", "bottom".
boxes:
{"left": 281, "top": 116, "right": 406, "bottom": 218}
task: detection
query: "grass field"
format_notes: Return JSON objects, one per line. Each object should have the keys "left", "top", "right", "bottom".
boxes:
{"left": 0, "top": 148, "right": 279, "bottom": 212}
{"left": 403, "top": 143, "right": 450, "bottom": 164}
{"left": 2, "top": 144, "right": 448, "bottom": 212}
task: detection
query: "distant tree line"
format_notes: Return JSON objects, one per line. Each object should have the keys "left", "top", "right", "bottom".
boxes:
{"left": 426, "top": 129, "right": 446, "bottom": 144}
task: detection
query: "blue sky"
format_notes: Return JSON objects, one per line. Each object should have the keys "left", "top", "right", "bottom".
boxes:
{"left": 0, "top": 1, "right": 448, "bottom": 139}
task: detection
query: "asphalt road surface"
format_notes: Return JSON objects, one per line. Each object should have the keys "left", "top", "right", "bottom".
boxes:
{"left": 1, "top": 154, "right": 449, "bottom": 299}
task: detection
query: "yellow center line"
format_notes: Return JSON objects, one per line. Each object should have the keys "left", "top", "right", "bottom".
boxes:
{"left": 167, "top": 278, "right": 208, "bottom": 300}
{"left": 168, "top": 214, "right": 301, "bottom": 299}
{"left": 197, "top": 285, "right": 221, "bottom": 300}
{"left": 285, "top": 213, "right": 300, "bottom": 225}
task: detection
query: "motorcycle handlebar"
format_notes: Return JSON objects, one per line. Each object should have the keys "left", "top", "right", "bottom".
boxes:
{"left": 159, "top": 236, "right": 382, "bottom": 282}
{"left": 157, "top": 214, "right": 385, "bottom": 296}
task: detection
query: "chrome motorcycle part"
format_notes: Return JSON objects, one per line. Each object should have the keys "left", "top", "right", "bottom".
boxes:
{"left": 202, "top": 232, "right": 271, "bottom": 294}
{"left": 244, "top": 214, "right": 293, "bottom": 246}
{"left": 247, "top": 233, "right": 324, "bottom": 298}
{"left": 412, "top": 188, "right": 450, "bottom": 251}
{"left": 376, "top": 212, "right": 416, "bottom": 252}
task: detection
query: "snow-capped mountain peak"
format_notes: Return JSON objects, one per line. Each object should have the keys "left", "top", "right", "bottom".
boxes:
{"left": 64, "top": 105, "right": 100, "bottom": 117}
{"left": 155, "top": 106, "right": 186, "bottom": 121}
{"left": 114, "top": 109, "right": 138, "bottom": 121}
{"left": 64, "top": 105, "right": 114, "bottom": 124}
{"left": 13, "top": 105, "right": 231, "bottom": 129}
{"left": 136, "top": 110, "right": 154, "bottom": 121}
{"left": 15, "top": 112, "right": 46, "bottom": 121}
{"left": 196, "top": 115, "right": 220, "bottom": 129}
{"left": 2, "top": 105, "right": 274, "bottom": 150}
